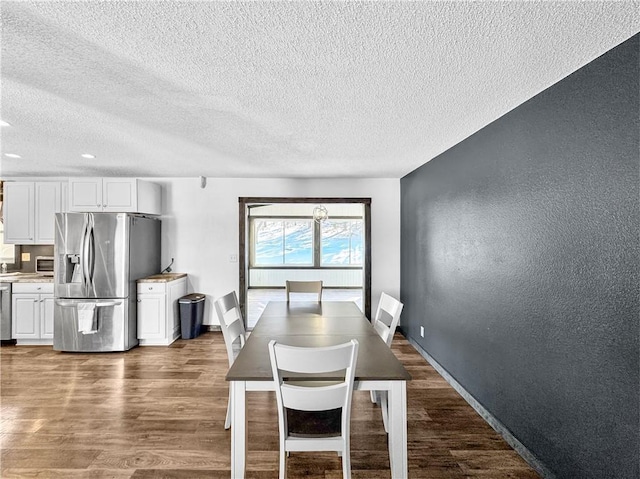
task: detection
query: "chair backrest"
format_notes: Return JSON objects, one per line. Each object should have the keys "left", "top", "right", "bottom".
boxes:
{"left": 285, "top": 280, "right": 323, "bottom": 302}
{"left": 372, "top": 293, "right": 404, "bottom": 347}
{"left": 268, "top": 339, "right": 359, "bottom": 435}
{"left": 213, "top": 291, "right": 247, "bottom": 367}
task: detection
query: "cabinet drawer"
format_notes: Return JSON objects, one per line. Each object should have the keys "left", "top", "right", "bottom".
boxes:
{"left": 137, "top": 283, "right": 166, "bottom": 294}
{"left": 13, "top": 283, "right": 54, "bottom": 294}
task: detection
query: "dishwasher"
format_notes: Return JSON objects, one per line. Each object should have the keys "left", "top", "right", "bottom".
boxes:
{"left": 0, "top": 282, "right": 12, "bottom": 341}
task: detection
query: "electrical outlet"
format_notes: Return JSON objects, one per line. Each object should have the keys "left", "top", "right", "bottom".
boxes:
{"left": 21, "top": 252, "right": 31, "bottom": 261}
{"left": 420, "top": 326, "right": 424, "bottom": 338}
{"left": 229, "top": 254, "right": 238, "bottom": 263}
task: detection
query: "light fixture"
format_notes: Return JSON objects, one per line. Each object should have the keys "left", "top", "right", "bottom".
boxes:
{"left": 313, "top": 205, "right": 328, "bottom": 223}
{"left": 81, "top": 153, "right": 95, "bottom": 159}
{"left": 0, "top": 121, "right": 11, "bottom": 127}
{"left": 4, "top": 153, "right": 21, "bottom": 158}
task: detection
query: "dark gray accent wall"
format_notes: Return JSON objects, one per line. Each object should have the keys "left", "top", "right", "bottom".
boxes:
{"left": 400, "top": 34, "right": 639, "bottom": 479}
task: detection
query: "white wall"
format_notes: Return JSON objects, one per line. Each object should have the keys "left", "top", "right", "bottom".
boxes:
{"left": 154, "top": 177, "right": 401, "bottom": 325}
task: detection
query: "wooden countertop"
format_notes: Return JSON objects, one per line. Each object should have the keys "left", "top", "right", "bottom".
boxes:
{"left": 138, "top": 273, "right": 187, "bottom": 283}
{"left": 0, "top": 273, "right": 187, "bottom": 284}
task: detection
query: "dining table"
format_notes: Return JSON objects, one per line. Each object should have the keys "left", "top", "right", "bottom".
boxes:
{"left": 226, "top": 300, "right": 411, "bottom": 478}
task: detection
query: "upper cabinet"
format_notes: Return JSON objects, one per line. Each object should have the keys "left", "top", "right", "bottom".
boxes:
{"left": 3, "top": 182, "right": 65, "bottom": 244}
{"left": 68, "top": 178, "right": 161, "bottom": 215}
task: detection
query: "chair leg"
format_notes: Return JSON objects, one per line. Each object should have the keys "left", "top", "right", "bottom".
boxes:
{"left": 280, "top": 443, "right": 287, "bottom": 479}
{"left": 224, "top": 389, "right": 231, "bottom": 430}
{"left": 381, "top": 390, "right": 389, "bottom": 433}
{"left": 342, "top": 442, "right": 351, "bottom": 479}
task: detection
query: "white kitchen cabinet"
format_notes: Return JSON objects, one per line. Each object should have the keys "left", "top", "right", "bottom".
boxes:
{"left": 3, "top": 182, "right": 63, "bottom": 244}
{"left": 68, "top": 178, "right": 161, "bottom": 215}
{"left": 12, "top": 282, "right": 54, "bottom": 345}
{"left": 137, "top": 275, "right": 187, "bottom": 346}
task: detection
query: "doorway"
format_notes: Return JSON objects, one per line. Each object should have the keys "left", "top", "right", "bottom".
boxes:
{"left": 238, "top": 197, "right": 371, "bottom": 327}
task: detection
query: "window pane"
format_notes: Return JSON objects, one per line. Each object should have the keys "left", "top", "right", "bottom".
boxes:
{"left": 321, "top": 220, "right": 363, "bottom": 266}
{"left": 254, "top": 220, "right": 284, "bottom": 265}
{"left": 284, "top": 220, "right": 313, "bottom": 265}
{"left": 254, "top": 219, "right": 313, "bottom": 266}
{"left": 0, "top": 225, "right": 16, "bottom": 265}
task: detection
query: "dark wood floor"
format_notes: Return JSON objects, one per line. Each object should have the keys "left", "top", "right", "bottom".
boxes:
{"left": 1, "top": 332, "right": 540, "bottom": 478}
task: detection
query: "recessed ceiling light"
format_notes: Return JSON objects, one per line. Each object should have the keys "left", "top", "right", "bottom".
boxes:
{"left": 81, "top": 153, "right": 96, "bottom": 159}
{"left": 4, "top": 153, "right": 21, "bottom": 158}
{"left": 0, "top": 121, "right": 11, "bottom": 127}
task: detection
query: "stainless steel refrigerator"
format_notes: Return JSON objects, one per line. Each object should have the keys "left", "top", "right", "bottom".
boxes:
{"left": 54, "top": 212, "right": 161, "bottom": 352}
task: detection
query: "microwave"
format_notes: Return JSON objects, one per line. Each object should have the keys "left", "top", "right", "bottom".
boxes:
{"left": 35, "top": 256, "right": 55, "bottom": 276}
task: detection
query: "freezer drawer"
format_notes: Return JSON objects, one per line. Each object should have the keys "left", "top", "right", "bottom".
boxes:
{"left": 54, "top": 298, "right": 137, "bottom": 352}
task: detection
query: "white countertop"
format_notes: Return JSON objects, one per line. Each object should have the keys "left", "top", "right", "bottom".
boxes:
{"left": 0, "top": 273, "right": 54, "bottom": 283}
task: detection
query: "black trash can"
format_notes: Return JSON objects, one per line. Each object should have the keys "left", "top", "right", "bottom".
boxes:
{"left": 178, "top": 293, "right": 206, "bottom": 339}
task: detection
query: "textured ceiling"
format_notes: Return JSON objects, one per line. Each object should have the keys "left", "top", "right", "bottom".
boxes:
{"left": 1, "top": 1, "right": 638, "bottom": 179}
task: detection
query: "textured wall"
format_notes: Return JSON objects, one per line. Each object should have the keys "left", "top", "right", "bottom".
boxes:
{"left": 400, "top": 34, "right": 639, "bottom": 478}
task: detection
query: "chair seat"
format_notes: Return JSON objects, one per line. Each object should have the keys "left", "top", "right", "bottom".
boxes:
{"left": 287, "top": 408, "right": 342, "bottom": 438}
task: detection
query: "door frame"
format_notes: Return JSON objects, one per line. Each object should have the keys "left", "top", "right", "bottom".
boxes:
{"left": 238, "top": 197, "right": 372, "bottom": 320}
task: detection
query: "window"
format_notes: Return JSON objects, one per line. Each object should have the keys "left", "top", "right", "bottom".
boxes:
{"left": 250, "top": 216, "right": 363, "bottom": 268}
{"left": 321, "top": 220, "right": 363, "bottom": 266}
{"left": 253, "top": 219, "right": 313, "bottom": 266}
{"left": 0, "top": 223, "right": 17, "bottom": 265}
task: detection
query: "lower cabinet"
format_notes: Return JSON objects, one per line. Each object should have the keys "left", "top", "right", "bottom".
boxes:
{"left": 137, "top": 276, "right": 187, "bottom": 346}
{"left": 12, "top": 283, "right": 54, "bottom": 345}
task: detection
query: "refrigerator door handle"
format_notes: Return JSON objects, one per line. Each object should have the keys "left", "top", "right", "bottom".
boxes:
{"left": 81, "top": 214, "right": 90, "bottom": 292}
{"left": 55, "top": 300, "right": 123, "bottom": 308}
{"left": 88, "top": 226, "right": 96, "bottom": 292}
{"left": 81, "top": 213, "right": 96, "bottom": 295}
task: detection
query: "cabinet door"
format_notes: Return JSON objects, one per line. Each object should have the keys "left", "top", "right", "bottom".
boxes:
{"left": 40, "top": 294, "right": 55, "bottom": 339}
{"left": 35, "top": 182, "right": 61, "bottom": 244}
{"left": 137, "top": 294, "right": 166, "bottom": 339}
{"left": 4, "top": 182, "right": 34, "bottom": 243}
{"left": 69, "top": 178, "right": 103, "bottom": 212}
{"left": 103, "top": 179, "right": 136, "bottom": 212}
{"left": 12, "top": 294, "right": 39, "bottom": 338}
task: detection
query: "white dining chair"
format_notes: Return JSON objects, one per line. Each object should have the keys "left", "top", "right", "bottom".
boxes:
{"left": 213, "top": 291, "right": 247, "bottom": 429}
{"left": 285, "top": 280, "right": 323, "bottom": 302}
{"left": 268, "top": 339, "right": 359, "bottom": 479}
{"left": 370, "top": 292, "right": 404, "bottom": 432}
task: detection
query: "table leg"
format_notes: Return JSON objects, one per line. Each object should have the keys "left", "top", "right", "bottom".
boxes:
{"left": 387, "top": 381, "right": 407, "bottom": 479}
{"left": 230, "top": 380, "right": 247, "bottom": 479}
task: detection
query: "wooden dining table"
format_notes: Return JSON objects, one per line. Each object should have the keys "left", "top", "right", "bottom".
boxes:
{"left": 226, "top": 301, "right": 411, "bottom": 478}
